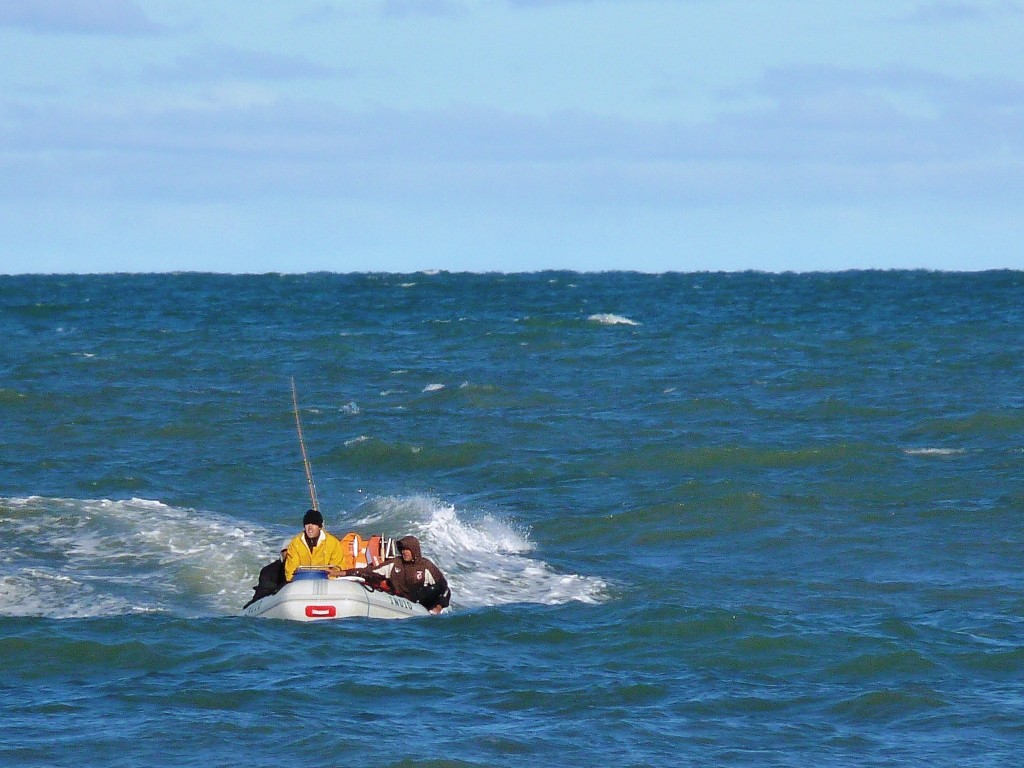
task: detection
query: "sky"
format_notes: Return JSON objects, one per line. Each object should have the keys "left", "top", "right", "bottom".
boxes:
{"left": 1, "top": 0, "right": 1022, "bottom": 274}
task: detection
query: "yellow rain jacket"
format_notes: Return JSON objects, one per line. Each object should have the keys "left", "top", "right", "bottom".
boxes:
{"left": 284, "top": 529, "right": 346, "bottom": 581}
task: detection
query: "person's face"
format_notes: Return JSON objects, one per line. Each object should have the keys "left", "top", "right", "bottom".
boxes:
{"left": 304, "top": 523, "right": 321, "bottom": 539}
{"left": 401, "top": 547, "right": 414, "bottom": 562}
{"left": 280, "top": 548, "right": 288, "bottom": 561}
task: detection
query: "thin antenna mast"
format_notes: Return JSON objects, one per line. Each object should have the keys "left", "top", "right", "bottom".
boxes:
{"left": 291, "top": 377, "right": 319, "bottom": 512}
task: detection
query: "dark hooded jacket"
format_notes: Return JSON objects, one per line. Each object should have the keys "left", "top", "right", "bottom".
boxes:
{"left": 360, "top": 535, "right": 450, "bottom": 611}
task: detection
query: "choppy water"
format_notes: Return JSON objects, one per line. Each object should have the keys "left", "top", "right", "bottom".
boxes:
{"left": 1, "top": 271, "right": 1022, "bottom": 767}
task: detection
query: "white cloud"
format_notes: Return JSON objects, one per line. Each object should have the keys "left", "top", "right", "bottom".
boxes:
{"left": 3, "top": 62, "right": 1023, "bottom": 213}
{"left": 143, "top": 44, "right": 341, "bottom": 83}
{"left": 2, "top": 0, "right": 1022, "bottom": 272}
{"left": 382, "top": 0, "right": 468, "bottom": 17}
{"left": 900, "top": 1, "right": 1024, "bottom": 25}
{"left": 0, "top": 0, "right": 164, "bottom": 35}
{"left": 295, "top": 0, "right": 468, "bottom": 22}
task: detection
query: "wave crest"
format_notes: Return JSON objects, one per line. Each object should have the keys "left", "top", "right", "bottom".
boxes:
{"left": 0, "top": 495, "right": 606, "bottom": 618}
{"left": 588, "top": 313, "right": 640, "bottom": 326}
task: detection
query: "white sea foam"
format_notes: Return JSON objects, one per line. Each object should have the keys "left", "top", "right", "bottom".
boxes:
{"left": 588, "top": 313, "right": 640, "bottom": 326}
{"left": 0, "top": 570, "right": 141, "bottom": 618}
{"left": 351, "top": 495, "right": 608, "bottom": 609}
{"left": 903, "top": 448, "right": 966, "bottom": 456}
{"left": 0, "top": 494, "right": 607, "bottom": 618}
{"left": 0, "top": 496, "right": 284, "bottom": 618}
{"left": 423, "top": 383, "right": 445, "bottom": 392}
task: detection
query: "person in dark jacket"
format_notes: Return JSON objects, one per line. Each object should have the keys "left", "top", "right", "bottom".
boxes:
{"left": 356, "top": 535, "right": 450, "bottom": 613}
{"left": 243, "top": 542, "right": 289, "bottom": 608}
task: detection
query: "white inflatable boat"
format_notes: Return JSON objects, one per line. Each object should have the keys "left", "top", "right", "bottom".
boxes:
{"left": 243, "top": 567, "right": 428, "bottom": 621}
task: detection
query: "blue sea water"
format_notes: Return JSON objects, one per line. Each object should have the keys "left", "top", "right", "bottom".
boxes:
{"left": 1, "top": 271, "right": 1022, "bottom": 767}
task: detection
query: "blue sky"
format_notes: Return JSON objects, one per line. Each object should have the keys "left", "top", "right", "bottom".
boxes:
{"left": 1, "top": 0, "right": 1022, "bottom": 273}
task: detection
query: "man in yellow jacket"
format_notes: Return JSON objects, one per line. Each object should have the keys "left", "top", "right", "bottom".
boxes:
{"left": 284, "top": 509, "right": 347, "bottom": 581}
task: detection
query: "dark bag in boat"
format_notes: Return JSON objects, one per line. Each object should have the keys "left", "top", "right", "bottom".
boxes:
{"left": 243, "top": 559, "right": 287, "bottom": 608}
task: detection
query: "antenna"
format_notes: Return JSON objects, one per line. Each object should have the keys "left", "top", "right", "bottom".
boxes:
{"left": 290, "top": 377, "right": 319, "bottom": 512}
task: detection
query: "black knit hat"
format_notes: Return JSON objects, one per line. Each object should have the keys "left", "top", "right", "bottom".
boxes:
{"left": 303, "top": 509, "right": 324, "bottom": 526}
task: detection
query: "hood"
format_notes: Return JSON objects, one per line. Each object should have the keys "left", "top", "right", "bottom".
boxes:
{"left": 397, "top": 535, "right": 422, "bottom": 561}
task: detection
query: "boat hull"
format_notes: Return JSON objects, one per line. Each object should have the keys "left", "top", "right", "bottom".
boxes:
{"left": 243, "top": 575, "right": 428, "bottom": 621}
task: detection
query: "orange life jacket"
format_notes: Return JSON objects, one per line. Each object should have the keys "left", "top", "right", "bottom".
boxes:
{"left": 338, "top": 532, "right": 366, "bottom": 569}
{"left": 338, "top": 532, "right": 392, "bottom": 569}
{"left": 365, "top": 535, "right": 383, "bottom": 566}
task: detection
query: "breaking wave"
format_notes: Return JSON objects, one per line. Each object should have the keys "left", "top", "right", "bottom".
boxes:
{"left": 0, "top": 495, "right": 606, "bottom": 619}
{"left": 350, "top": 494, "right": 607, "bottom": 609}
{"left": 0, "top": 496, "right": 271, "bottom": 618}
{"left": 902, "top": 447, "right": 966, "bottom": 456}
{"left": 588, "top": 313, "right": 640, "bottom": 326}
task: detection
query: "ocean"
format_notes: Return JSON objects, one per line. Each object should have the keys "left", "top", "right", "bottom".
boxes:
{"left": 1, "top": 271, "right": 1021, "bottom": 767}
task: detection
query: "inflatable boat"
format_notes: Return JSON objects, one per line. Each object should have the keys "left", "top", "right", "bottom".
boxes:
{"left": 243, "top": 567, "right": 428, "bottom": 621}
